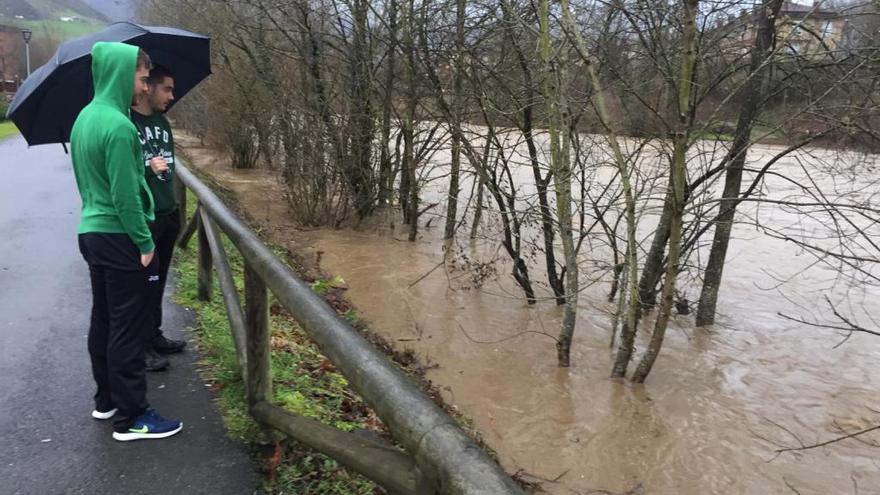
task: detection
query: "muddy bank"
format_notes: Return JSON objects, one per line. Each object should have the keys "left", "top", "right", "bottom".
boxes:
{"left": 176, "top": 132, "right": 880, "bottom": 495}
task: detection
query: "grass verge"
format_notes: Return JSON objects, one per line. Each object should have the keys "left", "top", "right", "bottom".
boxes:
{"left": 0, "top": 121, "right": 19, "bottom": 141}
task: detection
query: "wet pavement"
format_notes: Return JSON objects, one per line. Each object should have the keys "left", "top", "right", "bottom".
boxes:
{"left": 0, "top": 135, "right": 259, "bottom": 494}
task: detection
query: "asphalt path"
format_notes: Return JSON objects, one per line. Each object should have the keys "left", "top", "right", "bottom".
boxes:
{"left": 0, "top": 134, "right": 258, "bottom": 494}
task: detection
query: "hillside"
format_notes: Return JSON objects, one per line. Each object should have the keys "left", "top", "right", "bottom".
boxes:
{"left": 0, "top": 0, "right": 106, "bottom": 42}
{"left": 0, "top": 0, "right": 106, "bottom": 21}
{"left": 81, "top": 0, "right": 134, "bottom": 21}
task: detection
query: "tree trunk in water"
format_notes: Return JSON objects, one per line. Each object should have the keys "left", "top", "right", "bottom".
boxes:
{"left": 612, "top": 318, "right": 636, "bottom": 377}
{"left": 632, "top": 203, "right": 682, "bottom": 382}
{"left": 471, "top": 94, "right": 536, "bottom": 303}
{"left": 513, "top": 258, "right": 537, "bottom": 304}
{"left": 608, "top": 261, "right": 624, "bottom": 302}
{"left": 401, "top": 124, "right": 415, "bottom": 225}
{"left": 556, "top": 161, "right": 578, "bottom": 367}
{"left": 404, "top": 1, "right": 419, "bottom": 242}
{"left": 300, "top": 6, "right": 346, "bottom": 184}
{"left": 399, "top": 138, "right": 411, "bottom": 223}
{"left": 558, "top": 0, "right": 639, "bottom": 376}
{"left": 470, "top": 176, "right": 485, "bottom": 239}
{"left": 631, "top": 0, "right": 700, "bottom": 383}
{"left": 527, "top": 119, "right": 566, "bottom": 306}
{"left": 637, "top": 192, "right": 673, "bottom": 312}
{"left": 443, "top": 0, "right": 465, "bottom": 240}
{"left": 696, "top": 0, "right": 783, "bottom": 326}
{"left": 501, "top": 0, "right": 564, "bottom": 304}
{"left": 445, "top": 131, "right": 461, "bottom": 238}
{"left": 540, "top": 0, "right": 578, "bottom": 366}
{"left": 610, "top": 258, "right": 629, "bottom": 349}
{"left": 407, "top": 143, "right": 419, "bottom": 242}
{"left": 377, "top": 0, "right": 397, "bottom": 207}
{"left": 349, "top": 0, "right": 374, "bottom": 218}
{"left": 470, "top": 140, "right": 489, "bottom": 240}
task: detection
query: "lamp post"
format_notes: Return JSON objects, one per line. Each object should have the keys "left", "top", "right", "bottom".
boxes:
{"left": 21, "top": 29, "right": 32, "bottom": 78}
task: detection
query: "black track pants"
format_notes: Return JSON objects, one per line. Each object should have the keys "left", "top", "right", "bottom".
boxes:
{"left": 79, "top": 233, "right": 160, "bottom": 431}
{"left": 148, "top": 211, "right": 181, "bottom": 342}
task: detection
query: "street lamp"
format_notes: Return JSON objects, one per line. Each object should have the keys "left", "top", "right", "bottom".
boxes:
{"left": 21, "top": 29, "right": 32, "bottom": 78}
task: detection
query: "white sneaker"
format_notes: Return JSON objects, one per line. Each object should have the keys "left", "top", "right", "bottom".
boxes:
{"left": 91, "top": 408, "right": 118, "bottom": 420}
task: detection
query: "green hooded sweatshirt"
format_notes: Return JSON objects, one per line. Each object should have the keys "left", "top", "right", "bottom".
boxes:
{"left": 71, "top": 42, "right": 155, "bottom": 254}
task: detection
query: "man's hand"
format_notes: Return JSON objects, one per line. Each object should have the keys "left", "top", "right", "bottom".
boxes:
{"left": 141, "top": 250, "right": 155, "bottom": 267}
{"left": 148, "top": 156, "right": 169, "bottom": 176}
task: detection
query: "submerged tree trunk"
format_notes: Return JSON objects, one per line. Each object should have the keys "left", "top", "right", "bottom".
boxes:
{"left": 558, "top": 0, "right": 640, "bottom": 376}
{"left": 540, "top": 0, "right": 578, "bottom": 366}
{"left": 637, "top": 192, "right": 673, "bottom": 312}
{"left": 416, "top": 6, "right": 537, "bottom": 303}
{"left": 405, "top": 0, "right": 419, "bottom": 242}
{"left": 501, "top": 0, "right": 565, "bottom": 304}
{"left": 696, "top": 0, "right": 784, "bottom": 326}
{"left": 476, "top": 106, "right": 537, "bottom": 303}
{"left": 299, "top": 5, "right": 346, "bottom": 182}
{"left": 632, "top": 0, "right": 700, "bottom": 383}
{"left": 443, "top": 0, "right": 465, "bottom": 240}
{"left": 349, "top": 0, "right": 375, "bottom": 218}
{"left": 377, "top": 0, "right": 398, "bottom": 208}
{"left": 470, "top": 133, "right": 490, "bottom": 240}
{"left": 632, "top": 149, "right": 687, "bottom": 383}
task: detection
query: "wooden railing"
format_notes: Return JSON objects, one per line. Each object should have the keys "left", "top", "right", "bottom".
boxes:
{"left": 173, "top": 162, "right": 523, "bottom": 495}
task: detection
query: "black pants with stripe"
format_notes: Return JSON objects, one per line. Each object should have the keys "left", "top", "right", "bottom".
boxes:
{"left": 79, "top": 233, "right": 160, "bottom": 431}
{"left": 148, "top": 210, "right": 181, "bottom": 343}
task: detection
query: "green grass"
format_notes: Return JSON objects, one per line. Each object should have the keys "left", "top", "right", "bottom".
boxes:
{"left": 172, "top": 191, "right": 381, "bottom": 494}
{"left": 695, "top": 130, "right": 736, "bottom": 142}
{"left": 0, "top": 121, "right": 19, "bottom": 141}
{"left": 4, "top": 18, "right": 106, "bottom": 41}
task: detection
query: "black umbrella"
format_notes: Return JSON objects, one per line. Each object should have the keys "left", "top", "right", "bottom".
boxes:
{"left": 6, "top": 22, "right": 211, "bottom": 146}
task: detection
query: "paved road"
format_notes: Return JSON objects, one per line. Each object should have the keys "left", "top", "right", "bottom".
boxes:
{"left": 0, "top": 135, "right": 259, "bottom": 494}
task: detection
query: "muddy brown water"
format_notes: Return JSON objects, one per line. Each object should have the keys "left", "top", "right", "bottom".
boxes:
{"left": 177, "top": 133, "right": 880, "bottom": 494}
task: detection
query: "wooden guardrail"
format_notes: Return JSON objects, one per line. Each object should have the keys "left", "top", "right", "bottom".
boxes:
{"left": 173, "top": 162, "right": 523, "bottom": 495}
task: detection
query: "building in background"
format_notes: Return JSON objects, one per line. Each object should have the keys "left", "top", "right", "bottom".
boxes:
{"left": 776, "top": 1, "right": 845, "bottom": 56}
{"left": 715, "top": 1, "right": 847, "bottom": 59}
{"left": 0, "top": 24, "right": 23, "bottom": 95}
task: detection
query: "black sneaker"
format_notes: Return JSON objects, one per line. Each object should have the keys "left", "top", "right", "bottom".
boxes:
{"left": 145, "top": 348, "right": 169, "bottom": 372}
{"left": 153, "top": 334, "right": 187, "bottom": 354}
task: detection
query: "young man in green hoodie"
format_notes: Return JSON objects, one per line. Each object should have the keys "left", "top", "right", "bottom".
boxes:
{"left": 131, "top": 65, "right": 187, "bottom": 373}
{"left": 71, "top": 42, "right": 182, "bottom": 441}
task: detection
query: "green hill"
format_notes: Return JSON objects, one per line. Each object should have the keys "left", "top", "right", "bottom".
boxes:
{"left": 0, "top": 0, "right": 107, "bottom": 40}
{"left": 0, "top": 0, "right": 106, "bottom": 21}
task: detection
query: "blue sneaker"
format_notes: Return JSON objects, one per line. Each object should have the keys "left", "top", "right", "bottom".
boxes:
{"left": 112, "top": 409, "right": 183, "bottom": 441}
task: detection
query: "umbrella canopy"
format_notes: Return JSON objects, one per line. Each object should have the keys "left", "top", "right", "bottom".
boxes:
{"left": 6, "top": 22, "right": 211, "bottom": 146}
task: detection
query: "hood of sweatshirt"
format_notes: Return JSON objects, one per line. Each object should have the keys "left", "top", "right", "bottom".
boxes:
{"left": 91, "top": 41, "right": 138, "bottom": 113}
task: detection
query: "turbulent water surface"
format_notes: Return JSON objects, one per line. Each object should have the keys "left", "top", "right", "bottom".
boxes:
{"left": 179, "top": 132, "right": 880, "bottom": 495}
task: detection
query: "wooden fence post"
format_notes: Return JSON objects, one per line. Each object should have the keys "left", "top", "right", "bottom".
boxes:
{"left": 198, "top": 208, "right": 249, "bottom": 380}
{"left": 245, "top": 261, "right": 271, "bottom": 409}
{"left": 174, "top": 173, "right": 187, "bottom": 236}
{"left": 197, "top": 212, "right": 213, "bottom": 301}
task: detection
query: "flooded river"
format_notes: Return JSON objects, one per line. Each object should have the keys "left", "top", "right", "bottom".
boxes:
{"left": 178, "top": 132, "right": 880, "bottom": 494}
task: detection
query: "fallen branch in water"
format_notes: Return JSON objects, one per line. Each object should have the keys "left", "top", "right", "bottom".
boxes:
{"left": 778, "top": 295, "right": 880, "bottom": 348}
{"left": 457, "top": 323, "right": 559, "bottom": 345}
{"left": 774, "top": 424, "right": 880, "bottom": 455}
{"left": 510, "top": 468, "right": 569, "bottom": 489}
{"left": 783, "top": 477, "right": 803, "bottom": 495}
{"left": 408, "top": 259, "right": 446, "bottom": 288}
